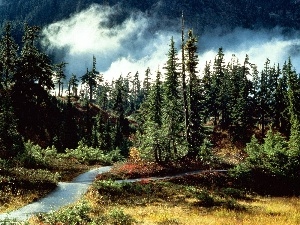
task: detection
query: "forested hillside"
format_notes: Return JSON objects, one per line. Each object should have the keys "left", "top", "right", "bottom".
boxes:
{"left": 1, "top": 0, "right": 300, "bottom": 43}
{"left": 1, "top": 2, "right": 300, "bottom": 222}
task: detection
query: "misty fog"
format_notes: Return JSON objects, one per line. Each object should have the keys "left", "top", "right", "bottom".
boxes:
{"left": 42, "top": 3, "right": 300, "bottom": 82}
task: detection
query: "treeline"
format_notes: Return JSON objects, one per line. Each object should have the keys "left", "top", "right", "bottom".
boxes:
{"left": 0, "top": 23, "right": 136, "bottom": 158}
{"left": 133, "top": 32, "right": 300, "bottom": 164}
{"left": 1, "top": 21, "right": 300, "bottom": 168}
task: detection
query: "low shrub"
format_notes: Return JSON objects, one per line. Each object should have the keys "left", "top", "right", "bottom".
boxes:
{"left": 108, "top": 208, "right": 136, "bottom": 225}
{"left": 220, "top": 187, "right": 246, "bottom": 199}
{"left": 230, "top": 130, "right": 300, "bottom": 195}
{"left": 222, "top": 198, "right": 246, "bottom": 211}
{"left": 39, "top": 201, "right": 92, "bottom": 225}
{"left": 195, "top": 190, "right": 217, "bottom": 207}
{"left": 16, "top": 141, "right": 59, "bottom": 168}
{"left": 64, "top": 141, "right": 124, "bottom": 165}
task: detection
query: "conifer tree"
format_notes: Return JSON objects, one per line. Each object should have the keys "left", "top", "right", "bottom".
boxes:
{"left": 12, "top": 24, "right": 54, "bottom": 134}
{"left": 0, "top": 22, "right": 19, "bottom": 90}
{"left": 142, "top": 69, "right": 164, "bottom": 162}
{"left": 143, "top": 67, "right": 152, "bottom": 98}
{"left": 286, "top": 58, "right": 300, "bottom": 155}
{"left": 277, "top": 62, "right": 290, "bottom": 135}
{"left": 201, "top": 61, "right": 213, "bottom": 122}
{"left": 81, "top": 55, "right": 101, "bottom": 102}
{"left": 112, "top": 76, "right": 130, "bottom": 155}
{"left": 0, "top": 93, "right": 24, "bottom": 158}
{"left": 211, "top": 48, "right": 226, "bottom": 126}
{"left": 69, "top": 73, "right": 79, "bottom": 97}
{"left": 185, "top": 30, "right": 204, "bottom": 158}
{"left": 162, "top": 37, "right": 183, "bottom": 158}
{"left": 181, "top": 13, "right": 189, "bottom": 143}
{"left": 54, "top": 62, "right": 67, "bottom": 97}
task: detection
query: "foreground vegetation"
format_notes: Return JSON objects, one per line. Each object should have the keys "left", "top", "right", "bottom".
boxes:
{"left": 28, "top": 166, "right": 300, "bottom": 225}
{"left": 0, "top": 10, "right": 300, "bottom": 224}
{"left": 0, "top": 141, "right": 122, "bottom": 214}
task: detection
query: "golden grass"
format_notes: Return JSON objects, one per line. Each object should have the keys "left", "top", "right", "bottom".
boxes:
{"left": 0, "top": 191, "right": 44, "bottom": 213}
{"left": 93, "top": 196, "right": 300, "bottom": 225}
{"left": 83, "top": 179, "right": 300, "bottom": 225}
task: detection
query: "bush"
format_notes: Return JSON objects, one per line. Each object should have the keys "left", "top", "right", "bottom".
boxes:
{"left": 93, "top": 180, "right": 124, "bottom": 197}
{"left": 196, "top": 190, "right": 216, "bottom": 207}
{"left": 230, "top": 129, "right": 300, "bottom": 195}
{"left": 9, "top": 167, "right": 59, "bottom": 189}
{"left": 16, "top": 141, "right": 58, "bottom": 168}
{"left": 39, "top": 201, "right": 92, "bottom": 224}
{"left": 220, "top": 187, "right": 246, "bottom": 199}
{"left": 65, "top": 141, "right": 124, "bottom": 165}
{"left": 108, "top": 208, "right": 136, "bottom": 225}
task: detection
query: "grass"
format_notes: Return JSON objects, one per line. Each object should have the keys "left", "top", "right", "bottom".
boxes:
{"left": 0, "top": 141, "right": 122, "bottom": 214}
{"left": 0, "top": 163, "right": 90, "bottom": 213}
{"left": 80, "top": 179, "right": 300, "bottom": 225}
{"left": 2, "top": 133, "right": 300, "bottom": 224}
{"left": 117, "top": 198, "right": 300, "bottom": 225}
{"left": 13, "top": 158, "right": 299, "bottom": 225}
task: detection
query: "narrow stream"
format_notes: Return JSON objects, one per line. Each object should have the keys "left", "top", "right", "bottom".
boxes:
{"left": 0, "top": 166, "right": 112, "bottom": 222}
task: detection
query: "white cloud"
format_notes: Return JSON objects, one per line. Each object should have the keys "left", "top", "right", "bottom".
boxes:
{"left": 42, "top": 4, "right": 176, "bottom": 82}
{"left": 199, "top": 28, "right": 300, "bottom": 73}
{"left": 42, "top": 4, "right": 300, "bottom": 84}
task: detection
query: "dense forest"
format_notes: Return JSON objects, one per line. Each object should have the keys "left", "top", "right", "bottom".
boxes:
{"left": 0, "top": 16, "right": 299, "bottom": 184}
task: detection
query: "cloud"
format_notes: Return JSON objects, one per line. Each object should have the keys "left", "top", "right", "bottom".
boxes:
{"left": 199, "top": 27, "right": 300, "bottom": 73}
{"left": 42, "top": 4, "right": 176, "bottom": 82}
{"left": 42, "top": 3, "right": 300, "bottom": 84}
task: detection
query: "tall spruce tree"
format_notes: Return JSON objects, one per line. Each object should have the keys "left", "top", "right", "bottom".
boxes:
{"left": 142, "top": 69, "right": 164, "bottom": 162}
{"left": 201, "top": 61, "right": 213, "bottom": 122}
{"left": 277, "top": 62, "right": 290, "bottom": 135}
{"left": 81, "top": 55, "right": 101, "bottom": 102}
{"left": 211, "top": 48, "right": 226, "bottom": 126}
{"left": 0, "top": 23, "right": 19, "bottom": 90}
{"left": 0, "top": 93, "right": 24, "bottom": 158}
{"left": 181, "top": 13, "right": 189, "bottom": 143}
{"left": 12, "top": 24, "right": 54, "bottom": 136}
{"left": 54, "top": 62, "right": 67, "bottom": 97}
{"left": 286, "top": 58, "right": 300, "bottom": 155}
{"left": 162, "top": 37, "right": 183, "bottom": 159}
{"left": 185, "top": 30, "right": 204, "bottom": 158}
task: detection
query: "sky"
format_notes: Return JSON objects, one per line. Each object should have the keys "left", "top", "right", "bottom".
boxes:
{"left": 42, "top": 3, "right": 300, "bottom": 82}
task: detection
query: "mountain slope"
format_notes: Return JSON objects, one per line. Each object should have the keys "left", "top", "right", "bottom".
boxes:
{"left": 1, "top": 0, "right": 300, "bottom": 33}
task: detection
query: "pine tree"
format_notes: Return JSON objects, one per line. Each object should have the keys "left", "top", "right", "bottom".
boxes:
{"left": 0, "top": 92, "right": 24, "bottom": 158}
{"left": 131, "top": 71, "right": 142, "bottom": 111}
{"left": 143, "top": 67, "right": 152, "bottom": 98}
{"left": 201, "top": 61, "right": 213, "bottom": 122}
{"left": 211, "top": 48, "right": 226, "bottom": 126}
{"left": 277, "top": 62, "right": 290, "bottom": 135}
{"left": 286, "top": 58, "right": 300, "bottom": 155}
{"left": 81, "top": 55, "right": 101, "bottom": 102}
{"left": 54, "top": 62, "right": 67, "bottom": 97}
{"left": 181, "top": 13, "right": 189, "bottom": 143}
{"left": 69, "top": 73, "right": 79, "bottom": 97}
{"left": 112, "top": 76, "right": 130, "bottom": 155}
{"left": 185, "top": 30, "right": 204, "bottom": 158}
{"left": 15, "top": 24, "right": 54, "bottom": 91}
{"left": 229, "top": 55, "right": 253, "bottom": 140}
{"left": 162, "top": 37, "right": 183, "bottom": 158}
{"left": 142, "top": 69, "right": 164, "bottom": 162}
{"left": 12, "top": 24, "right": 54, "bottom": 135}
{"left": 0, "top": 22, "right": 19, "bottom": 90}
